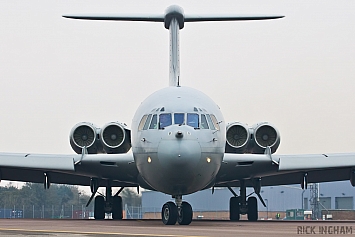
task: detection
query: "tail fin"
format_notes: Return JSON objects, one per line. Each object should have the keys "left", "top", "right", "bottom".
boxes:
{"left": 63, "top": 5, "right": 284, "bottom": 87}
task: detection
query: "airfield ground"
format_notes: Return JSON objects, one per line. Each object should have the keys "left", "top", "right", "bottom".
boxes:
{"left": 0, "top": 219, "right": 354, "bottom": 236}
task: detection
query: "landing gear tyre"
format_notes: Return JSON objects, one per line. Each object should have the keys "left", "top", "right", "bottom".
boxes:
{"left": 94, "top": 196, "right": 105, "bottom": 220}
{"left": 247, "top": 196, "right": 258, "bottom": 221}
{"left": 112, "top": 196, "right": 123, "bottom": 220}
{"left": 230, "top": 196, "right": 240, "bottom": 221}
{"left": 162, "top": 201, "right": 178, "bottom": 225}
{"left": 178, "top": 201, "right": 193, "bottom": 225}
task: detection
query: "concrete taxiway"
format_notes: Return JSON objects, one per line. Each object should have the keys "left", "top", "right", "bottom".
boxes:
{"left": 0, "top": 219, "right": 354, "bottom": 237}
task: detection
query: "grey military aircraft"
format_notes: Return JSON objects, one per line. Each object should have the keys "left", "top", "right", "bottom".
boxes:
{"left": 1, "top": 5, "right": 355, "bottom": 225}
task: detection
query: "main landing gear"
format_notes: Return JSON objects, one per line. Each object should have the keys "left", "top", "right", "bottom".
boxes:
{"left": 228, "top": 179, "right": 265, "bottom": 221}
{"left": 161, "top": 195, "right": 193, "bottom": 225}
{"left": 86, "top": 179, "right": 124, "bottom": 220}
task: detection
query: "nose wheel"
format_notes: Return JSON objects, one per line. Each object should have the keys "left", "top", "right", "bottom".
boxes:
{"left": 177, "top": 201, "right": 193, "bottom": 225}
{"left": 161, "top": 196, "right": 193, "bottom": 225}
{"left": 162, "top": 202, "right": 178, "bottom": 225}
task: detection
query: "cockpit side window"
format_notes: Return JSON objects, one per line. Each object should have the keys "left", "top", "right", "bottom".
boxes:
{"left": 187, "top": 113, "right": 199, "bottom": 129}
{"left": 159, "top": 113, "right": 172, "bottom": 129}
{"left": 149, "top": 114, "right": 158, "bottom": 129}
{"left": 206, "top": 114, "right": 215, "bottom": 130}
{"left": 174, "top": 113, "right": 184, "bottom": 125}
{"left": 138, "top": 115, "right": 148, "bottom": 131}
{"left": 143, "top": 114, "right": 152, "bottom": 130}
{"left": 200, "top": 114, "right": 209, "bottom": 129}
{"left": 210, "top": 114, "right": 220, "bottom": 130}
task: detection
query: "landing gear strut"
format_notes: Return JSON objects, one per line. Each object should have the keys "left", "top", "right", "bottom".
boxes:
{"left": 161, "top": 195, "right": 193, "bottom": 225}
{"left": 89, "top": 179, "right": 123, "bottom": 220}
{"left": 229, "top": 180, "right": 259, "bottom": 221}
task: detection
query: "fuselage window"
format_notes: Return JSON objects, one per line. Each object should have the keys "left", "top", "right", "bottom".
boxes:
{"left": 174, "top": 113, "right": 184, "bottom": 125}
{"left": 138, "top": 115, "right": 148, "bottom": 130}
{"left": 210, "top": 114, "right": 220, "bottom": 131}
{"left": 143, "top": 114, "right": 152, "bottom": 130}
{"left": 149, "top": 114, "right": 158, "bottom": 129}
{"left": 159, "top": 113, "right": 172, "bottom": 129}
{"left": 187, "top": 113, "right": 199, "bottom": 129}
{"left": 200, "top": 114, "right": 209, "bottom": 129}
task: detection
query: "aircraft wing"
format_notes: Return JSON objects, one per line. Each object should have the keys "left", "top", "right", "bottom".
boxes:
{"left": 216, "top": 152, "right": 355, "bottom": 187}
{"left": 0, "top": 152, "right": 139, "bottom": 187}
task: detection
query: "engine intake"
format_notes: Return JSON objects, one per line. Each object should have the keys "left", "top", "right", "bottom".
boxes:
{"left": 225, "top": 122, "right": 280, "bottom": 154}
{"left": 100, "top": 122, "right": 131, "bottom": 154}
{"left": 255, "top": 124, "right": 278, "bottom": 147}
{"left": 225, "top": 122, "right": 250, "bottom": 153}
{"left": 250, "top": 122, "right": 280, "bottom": 154}
{"left": 70, "top": 122, "right": 103, "bottom": 154}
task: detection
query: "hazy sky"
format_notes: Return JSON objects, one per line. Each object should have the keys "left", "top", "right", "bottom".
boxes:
{"left": 1, "top": 1, "right": 355, "bottom": 160}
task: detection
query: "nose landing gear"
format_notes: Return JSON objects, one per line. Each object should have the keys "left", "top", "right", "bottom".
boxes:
{"left": 161, "top": 195, "right": 193, "bottom": 225}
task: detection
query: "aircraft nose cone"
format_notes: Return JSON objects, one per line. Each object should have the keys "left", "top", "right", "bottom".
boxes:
{"left": 157, "top": 139, "right": 202, "bottom": 194}
{"left": 158, "top": 139, "right": 201, "bottom": 179}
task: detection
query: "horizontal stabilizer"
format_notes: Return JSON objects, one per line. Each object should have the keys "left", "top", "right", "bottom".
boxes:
{"left": 63, "top": 14, "right": 284, "bottom": 23}
{"left": 62, "top": 14, "right": 165, "bottom": 22}
{"left": 185, "top": 14, "right": 284, "bottom": 22}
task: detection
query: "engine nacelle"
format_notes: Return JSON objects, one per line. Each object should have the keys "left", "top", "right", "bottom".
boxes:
{"left": 225, "top": 122, "right": 250, "bottom": 153}
{"left": 248, "top": 122, "right": 280, "bottom": 154}
{"left": 100, "top": 122, "right": 131, "bottom": 154}
{"left": 69, "top": 122, "right": 103, "bottom": 154}
{"left": 225, "top": 122, "right": 280, "bottom": 154}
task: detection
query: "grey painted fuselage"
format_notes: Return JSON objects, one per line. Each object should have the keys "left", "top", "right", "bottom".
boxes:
{"left": 132, "top": 86, "right": 226, "bottom": 195}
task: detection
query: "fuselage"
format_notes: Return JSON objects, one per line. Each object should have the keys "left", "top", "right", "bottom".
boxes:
{"left": 132, "top": 86, "right": 226, "bottom": 195}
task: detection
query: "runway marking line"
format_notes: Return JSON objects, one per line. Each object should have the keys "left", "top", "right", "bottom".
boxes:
{"left": 0, "top": 227, "right": 209, "bottom": 237}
